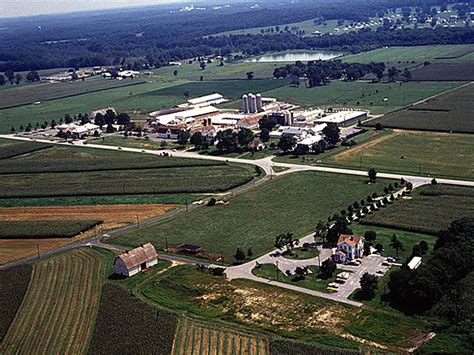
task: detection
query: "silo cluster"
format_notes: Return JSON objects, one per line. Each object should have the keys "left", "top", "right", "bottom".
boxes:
{"left": 242, "top": 93, "right": 264, "bottom": 114}
{"left": 283, "top": 110, "right": 293, "bottom": 125}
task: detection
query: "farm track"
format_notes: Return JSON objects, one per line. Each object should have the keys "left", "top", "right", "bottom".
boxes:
{"left": 172, "top": 318, "right": 269, "bottom": 355}
{"left": 0, "top": 249, "right": 105, "bottom": 354}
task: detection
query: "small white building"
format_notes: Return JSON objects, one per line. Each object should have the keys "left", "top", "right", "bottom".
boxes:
{"left": 114, "top": 243, "right": 158, "bottom": 277}
{"left": 408, "top": 256, "right": 422, "bottom": 270}
{"left": 333, "top": 234, "right": 364, "bottom": 263}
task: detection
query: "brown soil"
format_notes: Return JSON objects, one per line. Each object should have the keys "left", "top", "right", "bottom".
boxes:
{"left": 0, "top": 204, "right": 178, "bottom": 265}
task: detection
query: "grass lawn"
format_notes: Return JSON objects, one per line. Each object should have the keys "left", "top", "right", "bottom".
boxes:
{"left": 324, "top": 129, "right": 474, "bottom": 180}
{"left": 88, "top": 135, "right": 186, "bottom": 150}
{"left": 360, "top": 184, "right": 474, "bottom": 235}
{"left": 351, "top": 224, "right": 436, "bottom": 263}
{"left": 282, "top": 246, "right": 320, "bottom": 260}
{"left": 262, "top": 80, "right": 460, "bottom": 114}
{"left": 136, "top": 264, "right": 432, "bottom": 351}
{"left": 252, "top": 264, "right": 339, "bottom": 293}
{"left": 111, "top": 171, "right": 393, "bottom": 262}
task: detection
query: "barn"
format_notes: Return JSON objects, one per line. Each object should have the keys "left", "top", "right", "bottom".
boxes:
{"left": 114, "top": 243, "right": 158, "bottom": 277}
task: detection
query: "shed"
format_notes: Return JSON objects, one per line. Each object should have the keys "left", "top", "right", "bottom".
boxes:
{"left": 407, "top": 256, "right": 422, "bottom": 270}
{"left": 176, "top": 244, "right": 202, "bottom": 254}
{"left": 114, "top": 243, "right": 158, "bottom": 277}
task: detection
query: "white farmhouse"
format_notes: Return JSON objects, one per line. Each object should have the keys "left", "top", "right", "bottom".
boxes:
{"left": 114, "top": 243, "right": 158, "bottom": 277}
{"left": 333, "top": 234, "right": 364, "bottom": 263}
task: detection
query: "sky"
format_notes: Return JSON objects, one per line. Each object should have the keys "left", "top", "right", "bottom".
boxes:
{"left": 0, "top": 0, "right": 195, "bottom": 18}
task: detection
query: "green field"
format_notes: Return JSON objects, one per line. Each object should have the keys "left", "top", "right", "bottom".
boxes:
{"left": 342, "top": 44, "right": 474, "bottom": 65}
{"left": 0, "top": 138, "right": 51, "bottom": 159}
{"left": 324, "top": 130, "right": 474, "bottom": 180}
{"left": 0, "top": 220, "right": 101, "bottom": 238}
{"left": 111, "top": 171, "right": 391, "bottom": 261}
{"left": 360, "top": 185, "right": 474, "bottom": 235}
{"left": 368, "top": 83, "right": 474, "bottom": 133}
{"left": 262, "top": 80, "right": 460, "bottom": 114}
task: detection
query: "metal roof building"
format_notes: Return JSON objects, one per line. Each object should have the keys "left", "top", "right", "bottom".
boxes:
{"left": 114, "top": 243, "right": 158, "bottom": 277}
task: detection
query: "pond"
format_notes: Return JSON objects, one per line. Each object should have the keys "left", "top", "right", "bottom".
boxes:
{"left": 246, "top": 51, "right": 342, "bottom": 63}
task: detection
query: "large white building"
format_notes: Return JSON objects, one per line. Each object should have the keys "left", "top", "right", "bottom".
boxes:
{"left": 333, "top": 235, "right": 364, "bottom": 263}
{"left": 114, "top": 243, "right": 158, "bottom": 277}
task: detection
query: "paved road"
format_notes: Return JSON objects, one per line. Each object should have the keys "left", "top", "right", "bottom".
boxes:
{"left": 225, "top": 233, "right": 363, "bottom": 307}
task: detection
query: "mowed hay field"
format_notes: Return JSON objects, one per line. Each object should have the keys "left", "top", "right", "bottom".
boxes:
{"left": 0, "top": 204, "right": 177, "bottom": 265}
{"left": 0, "top": 248, "right": 106, "bottom": 354}
{"left": 172, "top": 318, "right": 270, "bottom": 355}
{"left": 368, "top": 83, "right": 474, "bottom": 133}
{"left": 113, "top": 171, "right": 391, "bottom": 261}
{"left": 326, "top": 130, "right": 474, "bottom": 179}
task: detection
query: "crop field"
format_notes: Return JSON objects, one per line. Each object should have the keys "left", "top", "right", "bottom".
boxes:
{"left": 113, "top": 171, "right": 391, "bottom": 262}
{"left": 0, "top": 138, "right": 51, "bottom": 159}
{"left": 89, "top": 283, "right": 178, "bottom": 354}
{"left": 367, "top": 83, "right": 474, "bottom": 133}
{"left": 0, "top": 248, "right": 106, "bottom": 354}
{"left": 143, "top": 79, "right": 287, "bottom": 100}
{"left": 0, "top": 265, "right": 32, "bottom": 341}
{"left": 270, "top": 339, "right": 357, "bottom": 354}
{"left": 0, "top": 146, "right": 255, "bottom": 199}
{"left": 325, "top": 130, "right": 474, "bottom": 180}
{"left": 139, "top": 265, "right": 431, "bottom": 352}
{"left": 0, "top": 78, "right": 146, "bottom": 109}
{"left": 342, "top": 44, "right": 474, "bottom": 64}
{"left": 172, "top": 318, "right": 270, "bottom": 355}
{"left": 0, "top": 220, "right": 101, "bottom": 238}
{"left": 360, "top": 185, "right": 474, "bottom": 235}
{"left": 0, "top": 204, "right": 176, "bottom": 264}
{"left": 262, "top": 80, "right": 459, "bottom": 114}
{"left": 409, "top": 62, "right": 474, "bottom": 81}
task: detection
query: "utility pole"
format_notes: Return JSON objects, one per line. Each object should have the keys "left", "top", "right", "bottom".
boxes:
{"left": 136, "top": 215, "right": 139, "bottom": 229}
{"left": 276, "top": 260, "right": 279, "bottom": 281}
{"left": 165, "top": 237, "right": 168, "bottom": 250}
{"left": 185, "top": 199, "right": 188, "bottom": 211}
{"left": 36, "top": 244, "right": 40, "bottom": 260}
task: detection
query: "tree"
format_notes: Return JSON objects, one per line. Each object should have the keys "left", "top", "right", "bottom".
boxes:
{"left": 319, "top": 258, "right": 336, "bottom": 279}
{"left": 177, "top": 130, "right": 190, "bottom": 146}
{"left": 368, "top": 168, "right": 377, "bottom": 182}
{"left": 431, "top": 178, "right": 438, "bottom": 185}
{"left": 199, "top": 61, "right": 206, "bottom": 70}
{"left": 15, "top": 73, "right": 22, "bottom": 85}
{"left": 402, "top": 68, "right": 412, "bottom": 81}
{"left": 116, "top": 113, "right": 130, "bottom": 126}
{"left": 247, "top": 248, "right": 253, "bottom": 258}
{"left": 5, "top": 70, "right": 15, "bottom": 84}
{"left": 94, "top": 113, "right": 105, "bottom": 127}
{"left": 173, "top": 70, "right": 178, "bottom": 76}
{"left": 327, "top": 216, "right": 352, "bottom": 244}
{"left": 360, "top": 272, "right": 379, "bottom": 299}
{"left": 388, "top": 66, "right": 400, "bottom": 81}
{"left": 294, "top": 266, "right": 308, "bottom": 280}
{"left": 0, "top": 74, "right": 5, "bottom": 86}
{"left": 64, "top": 114, "right": 73, "bottom": 124}
{"left": 234, "top": 248, "right": 246, "bottom": 263}
{"left": 183, "top": 89, "right": 190, "bottom": 98}
{"left": 277, "top": 134, "right": 296, "bottom": 152}
{"left": 10, "top": 126, "right": 15, "bottom": 133}
{"left": 322, "top": 123, "right": 340, "bottom": 146}
{"left": 314, "top": 220, "right": 328, "bottom": 243}
{"left": 419, "top": 240, "right": 429, "bottom": 255}
{"left": 390, "top": 234, "right": 404, "bottom": 259}
{"left": 364, "top": 230, "right": 377, "bottom": 243}
{"left": 260, "top": 128, "right": 270, "bottom": 142}
{"left": 246, "top": 71, "right": 254, "bottom": 80}
{"left": 375, "top": 243, "right": 384, "bottom": 253}
{"left": 216, "top": 129, "right": 238, "bottom": 151}
{"left": 237, "top": 127, "right": 254, "bottom": 148}
{"left": 274, "top": 232, "right": 298, "bottom": 253}
{"left": 190, "top": 132, "right": 203, "bottom": 149}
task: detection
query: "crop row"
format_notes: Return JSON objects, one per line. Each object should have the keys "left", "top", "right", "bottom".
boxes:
{"left": 0, "top": 249, "right": 104, "bottom": 354}
{"left": 0, "top": 140, "right": 51, "bottom": 159}
{"left": 0, "top": 165, "right": 255, "bottom": 198}
{"left": 0, "top": 220, "right": 102, "bottom": 239}
{"left": 173, "top": 318, "right": 269, "bottom": 355}
{"left": 270, "top": 339, "right": 358, "bottom": 354}
{"left": 0, "top": 264, "right": 32, "bottom": 341}
{"left": 89, "top": 283, "right": 178, "bottom": 354}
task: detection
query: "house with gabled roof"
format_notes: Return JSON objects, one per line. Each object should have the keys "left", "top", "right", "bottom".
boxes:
{"left": 333, "top": 234, "right": 364, "bottom": 263}
{"left": 114, "top": 243, "right": 158, "bottom": 277}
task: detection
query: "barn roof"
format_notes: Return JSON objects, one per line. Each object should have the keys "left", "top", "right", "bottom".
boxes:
{"left": 337, "top": 234, "right": 362, "bottom": 247}
{"left": 116, "top": 243, "right": 158, "bottom": 270}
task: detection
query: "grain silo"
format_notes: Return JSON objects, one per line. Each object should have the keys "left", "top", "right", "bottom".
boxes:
{"left": 256, "top": 93, "right": 263, "bottom": 112}
{"left": 242, "top": 94, "right": 249, "bottom": 114}
{"left": 249, "top": 93, "right": 257, "bottom": 113}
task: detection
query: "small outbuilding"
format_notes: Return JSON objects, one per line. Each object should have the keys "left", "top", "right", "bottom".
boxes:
{"left": 114, "top": 243, "right": 158, "bottom": 277}
{"left": 176, "top": 244, "right": 202, "bottom": 254}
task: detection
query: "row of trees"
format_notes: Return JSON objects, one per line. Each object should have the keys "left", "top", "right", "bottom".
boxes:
{"left": 0, "top": 70, "right": 40, "bottom": 85}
